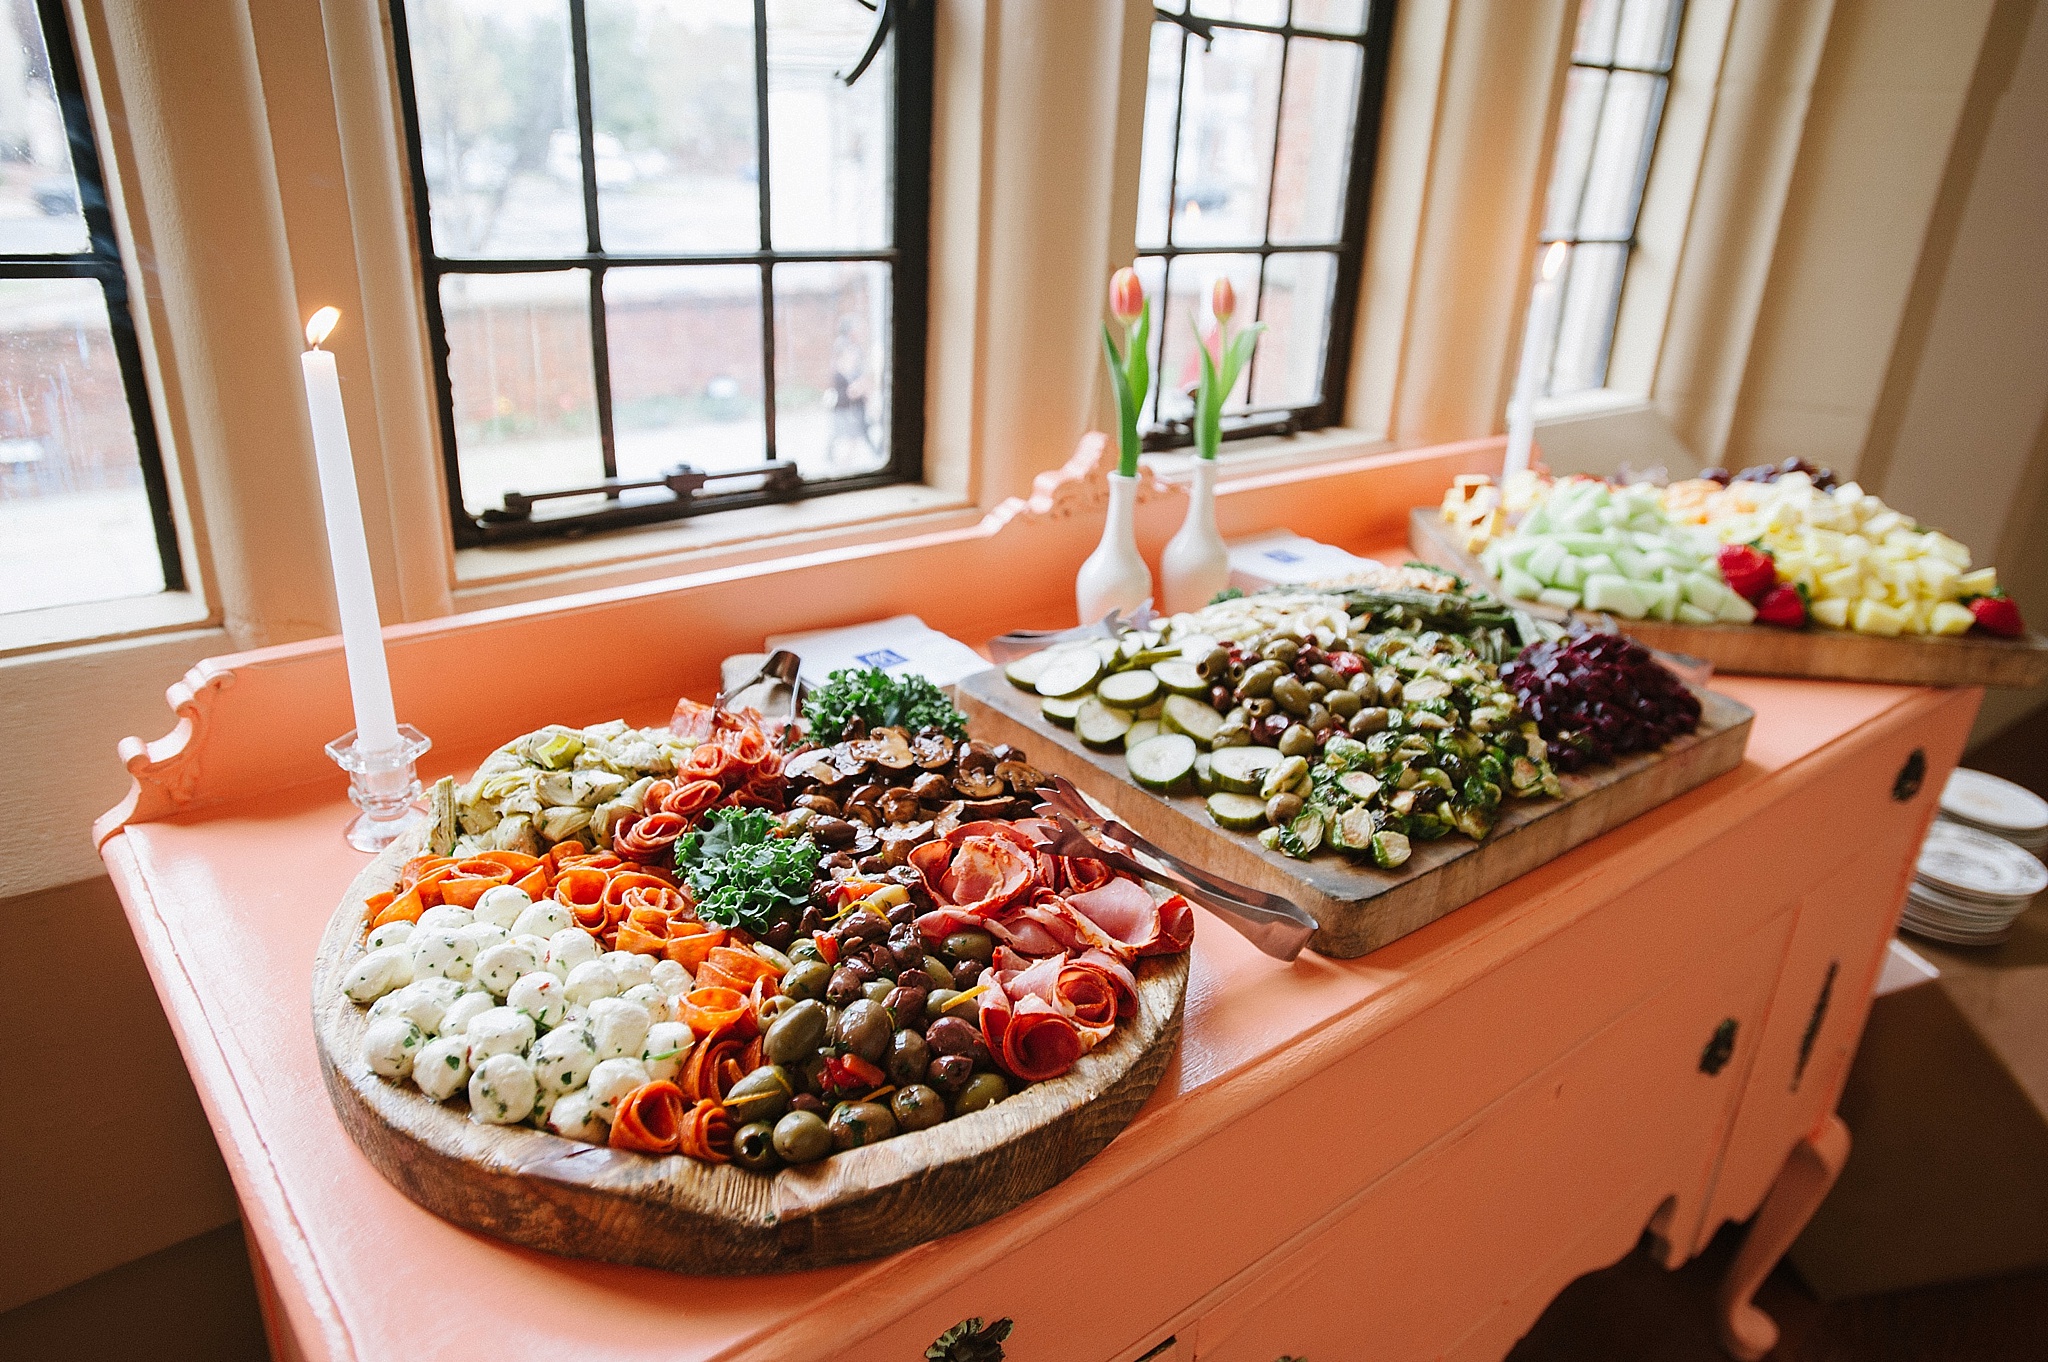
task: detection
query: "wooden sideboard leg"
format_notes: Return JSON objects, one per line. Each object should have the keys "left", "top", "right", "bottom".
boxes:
{"left": 1714, "top": 1114, "right": 1851, "bottom": 1361}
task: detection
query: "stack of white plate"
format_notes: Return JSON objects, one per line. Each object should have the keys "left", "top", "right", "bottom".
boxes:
{"left": 1902, "top": 819, "right": 2048, "bottom": 946}
{"left": 1938, "top": 767, "right": 2048, "bottom": 857}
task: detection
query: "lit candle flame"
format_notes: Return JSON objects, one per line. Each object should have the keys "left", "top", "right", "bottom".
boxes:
{"left": 1541, "top": 241, "right": 1568, "bottom": 283}
{"left": 305, "top": 306, "right": 341, "bottom": 349}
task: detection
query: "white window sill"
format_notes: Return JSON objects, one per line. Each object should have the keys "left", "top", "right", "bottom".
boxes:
{"left": 451, "top": 481, "right": 980, "bottom": 612}
{"left": 1531, "top": 388, "right": 1652, "bottom": 422}
{"left": 0, "top": 590, "right": 216, "bottom": 659}
{"left": 1140, "top": 426, "right": 1399, "bottom": 484}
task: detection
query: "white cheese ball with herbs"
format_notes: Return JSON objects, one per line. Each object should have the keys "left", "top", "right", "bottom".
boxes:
{"left": 585, "top": 1057, "right": 650, "bottom": 1121}
{"left": 467, "top": 1053, "right": 537, "bottom": 1125}
{"left": 364, "top": 920, "right": 414, "bottom": 954}
{"left": 361, "top": 1016, "right": 424, "bottom": 1080}
{"left": 545, "top": 1088, "right": 609, "bottom": 1143}
{"left": 461, "top": 922, "right": 510, "bottom": 955}
{"left": 641, "top": 1022, "right": 694, "bottom": 1083}
{"left": 531, "top": 1025, "right": 598, "bottom": 1096}
{"left": 412, "top": 1034, "right": 471, "bottom": 1101}
{"left": 343, "top": 946, "right": 413, "bottom": 1004}
{"left": 466, "top": 1005, "right": 537, "bottom": 1062}
{"left": 649, "top": 959, "right": 691, "bottom": 999}
{"left": 506, "top": 971, "right": 568, "bottom": 1029}
{"left": 474, "top": 940, "right": 541, "bottom": 998}
{"left": 620, "top": 983, "right": 672, "bottom": 1025}
{"left": 587, "top": 996, "right": 651, "bottom": 1062}
{"left": 472, "top": 884, "right": 532, "bottom": 930}
{"left": 604, "top": 951, "right": 656, "bottom": 993}
{"left": 416, "top": 904, "right": 473, "bottom": 932}
{"left": 437, "top": 991, "right": 495, "bottom": 1038}
{"left": 409, "top": 927, "right": 478, "bottom": 983}
{"left": 545, "top": 928, "right": 602, "bottom": 979}
{"left": 370, "top": 977, "right": 464, "bottom": 1035}
{"left": 563, "top": 959, "right": 620, "bottom": 1008}
{"left": 511, "top": 901, "right": 574, "bottom": 940}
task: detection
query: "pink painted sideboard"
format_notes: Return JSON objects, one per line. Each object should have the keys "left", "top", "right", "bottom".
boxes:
{"left": 96, "top": 441, "right": 1974, "bottom": 1361}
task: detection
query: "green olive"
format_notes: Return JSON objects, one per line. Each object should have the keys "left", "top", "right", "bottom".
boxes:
{"left": 1310, "top": 664, "right": 1345, "bottom": 690}
{"left": 1210, "top": 722, "right": 1253, "bottom": 749}
{"left": 829, "top": 1100, "right": 899, "bottom": 1150}
{"left": 773, "top": 1109, "right": 832, "bottom": 1164}
{"left": 921, "top": 955, "right": 954, "bottom": 989}
{"left": 788, "top": 938, "right": 823, "bottom": 963}
{"left": 1235, "top": 660, "right": 1284, "bottom": 699}
{"left": 1260, "top": 637, "right": 1300, "bottom": 666}
{"left": 1243, "top": 696, "right": 1277, "bottom": 721}
{"left": 731, "top": 1121, "right": 781, "bottom": 1173}
{"left": 943, "top": 929, "right": 995, "bottom": 963}
{"left": 862, "top": 978, "right": 894, "bottom": 1006}
{"left": 887, "top": 1028, "right": 932, "bottom": 1087}
{"left": 764, "top": 999, "right": 829, "bottom": 1065}
{"left": 724, "top": 1065, "right": 795, "bottom": 1126}
{"left": 1270, "top": 675, "right": 1311, "bottom": 717}
{"left": 891, "top": 1083, "right": 948, "bottom": 1132}
{"left": 1196, "top": 646, "right": 1233, "bottom": 681}
{"left": 1305, "top": 704, "right": 1333, "bottom": 735}
{"left": 1378, "top": 675, "right": 1405, "bottom": 706}
{"left": 1349, "top": 706, "right": 1392, "bottom": 736}
{"left": 1326, "top": 689, "right": 1362, "bottom": 720}
{"left": 1266, "top": 792, "right": 1304, "bottom": 826}
{"left": 1348, "top": 671, "right": 1376, "bottom": 695}
{"left": 926, "top": 987, "right": 961, "bottom": 1016}
{"left": 952, "top": 1072, "right": 1010, "bottom": 1116}
{"left": 836, "top": 999, "right": 893, "bottom": 1063}
{"left": 780, "top": 959, "right": 831, "bottom": 1003}
{"left": 1275, "top": 724, "right": 1315, "bottom": 757}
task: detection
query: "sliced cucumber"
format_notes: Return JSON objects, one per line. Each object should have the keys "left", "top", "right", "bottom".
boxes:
{"left": 1096, "top": 669, "right": 1163, "bottom": 710}
{"left": 1193, "top": 752, "right": 1217, "bottom": 795}
{"left": 1075, "top": 696, "right": 1135, "bottom": 750}
{"left": 1036, "top": 651, "right": 1105, "bottom": 699}
{"left": 1126, "top": 718, "right": 1162, "bottom": 750}
{"left": 1040, "top": 694, "right": 1085, "bottom": 727}
{"left": 1160, "top": 694, "right": 1226, "bottom": 747}
{"left": 1205, "top": 791, "right": 1268, "bottom": 832}
{"left": 1003, "top": 649, "right": 1058, "bottom": 690}
{"left": 1151, "top": 659, "right": 1208, "bottom": 697}
{"left": 1127, "top": 732, "right": 1198, "bottom": 791}
{"left": 1136, "top": 698, "right": 1166, "bottom": 720}
{"left": 1210, "top": 745, "right": 1284, "bottom": 794}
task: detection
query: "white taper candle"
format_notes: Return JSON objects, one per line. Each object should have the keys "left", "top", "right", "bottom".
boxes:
{"left": 300, "top": 308, "right": 401, "bottom": 755}
{"left": 1504, "top": 242, "right": 1568, "bottom": 479}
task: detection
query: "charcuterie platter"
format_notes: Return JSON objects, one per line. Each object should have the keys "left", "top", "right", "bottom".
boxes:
{"left": 1413, "top": 468, "right": 2048, "bottom": 687}
{"left": 960, "top": 572, "right": 1752, "bottom": 957}
{"left": 312, "top": 673, "right": 1191, "bottom": 1273}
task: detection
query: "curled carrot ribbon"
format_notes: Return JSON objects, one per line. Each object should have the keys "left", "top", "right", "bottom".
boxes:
{"left": 608, "top": 1081, "right": 686, "bottom": 1154}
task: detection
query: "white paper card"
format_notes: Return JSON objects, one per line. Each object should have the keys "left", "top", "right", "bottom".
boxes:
{"left": 764, "top": 615, "right": 991, "bottom": 689}
{"left": 1227, "top": 531, "right": 1379, "bottom": 590}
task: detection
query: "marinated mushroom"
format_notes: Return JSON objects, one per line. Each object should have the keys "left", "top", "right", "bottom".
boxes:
{"left": 911, "top": 732, "right": 957, "bottom": 769}
{"left": 993, "top": 759, "right": 1046, "bottom": 794}
{"left": 953, "top": 768, "right": 1006, "bottom": 799}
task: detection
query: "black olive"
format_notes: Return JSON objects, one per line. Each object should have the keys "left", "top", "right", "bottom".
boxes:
{"left": 884, "top": 984, "right": 927, "bottom": 1029}
{"left": 926, "top": 1052, "right": 973, "bottom": 1093}
{"left": 826, "top": 966, "right": 865, "bottom": 1005}
{"left": 840, "top": 909, "right": 890, "bottom": 944}
{"left": 887, "top": 922, "right": 924, "bottom": 972}
{"left": 950, "top": 958, "right": 982, "bottom": 990}
{"left": 798, "top": 905, "right": 826, "bottom": 935}
{"left": 925, "top": 1015, "right": 981, "bottom": 1056}
{"left": 886, "top": 901, "right": 918, "bottom": 928}
{"left": 789, "top": 1092, "right": 825, "bottom": 1117}
{"left": 760, "top": 919, "right": 796, "bottom": 951}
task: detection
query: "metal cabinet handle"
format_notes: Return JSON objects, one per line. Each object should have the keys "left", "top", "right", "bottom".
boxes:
{"left": 1894, "top": 748, "right": 1927, "bottom": 801}
{"left": 1700, "top": 1017, "right": 1739, "bottom": 1075}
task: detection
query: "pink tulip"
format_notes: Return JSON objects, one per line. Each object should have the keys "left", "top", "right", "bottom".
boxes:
{"left": 1210, "top": 276, "right": 1236, "bottom": 326}
{"left": 1109, "top": 267, "right": 1144, "bottom": 324}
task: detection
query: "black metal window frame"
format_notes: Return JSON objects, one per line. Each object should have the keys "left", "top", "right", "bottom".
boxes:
{"left": 1536, "top": 0, "right": 1685, "bottom": 395}
{"left": 6, "top": 0, "right": 182, "bottom": 592}
{"left": 389, "top": 0, "right": 934, "bottom": 548}
{"left": 1139, "top": 0, "right": 1398, "bottom": 452}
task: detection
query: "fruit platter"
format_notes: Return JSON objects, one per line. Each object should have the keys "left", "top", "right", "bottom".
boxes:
{"left": 312, "top": 669, "right": 1191, "bottom": 1274}
{"left": 957, "top": 564, "right": 1753, "bottom": 957}
{"left": 1411, "top": 465, "right": 2048, "bottom": 687}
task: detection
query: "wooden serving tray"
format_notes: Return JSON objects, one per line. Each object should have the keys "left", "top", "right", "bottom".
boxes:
{"left": 1410, "top": 507, "right": 2048, "bottom": 687}
{"left": 312, "top": 837, "right": 1187, "bottom": 1275}
{"left": 958, "top": 668, "right": 1753, "bottom": 958}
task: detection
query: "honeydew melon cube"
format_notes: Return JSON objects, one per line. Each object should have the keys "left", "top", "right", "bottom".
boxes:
{"left": 1929, "top": 600, "right": 1975, "bottom": 635}
{"left": 1631, "top": 531, "right": 1669, "bottom": 553}
{"left": 1641, "top": 579, "right": 1682, "bottom": 621}
{"left": 1676, "top": 602, "right": 1717, "bottom": 625}
{"left": 1852, "top": 599, "right": 1905, "bottom": 637}
{"left": 1500, "top": 565, "right": 1545, "bottom": 601}
{"left": 1715, "top": 592, "right": 1758, "bottom": 625}
{"left": 1520, "top": 502, "right": 1552, "bottom": 535}
{"left": 1956, "top": 567, "right": 1998, "bottom": 595}
{"left": 1642, "top": 549, "right": 1688, "bottom": 575}
{"left": 1554, "top": 555, "right": 1588, "bottom": 590}
{"left": 1810, "top": 597, "right": 1850, "bottom": 630}
{"left": 1524, "top": 539, "right": 1569, "bottom": 585}
{"left": 1497, "top": 537, "right": 1543, "bottom": 570}
{"left": 1564, "top": 504, "right": 1605, "bottom": 534}
{"left": 1578, "top": 553, "right": 1618, "bottom": 577}
{"left": 1538, "top": 587, "right": 1583, "bottom": 609}
{"left": 1556, "top": 533, "right": 1607, "bottom": 556}
{"left": 1598, "top": 505, "right": 1631, "bottom": 530}
{"left": 1611, "top": 546, "right": 1649, "bottom": 580}
{"left": 1582, "top": 573, "right": 1649, "bottom": 619}
{"left": 1682, "top": 574, "right": 1730, "bottom": 612}
{"left": 1480, "top": 544, "right": 1504, "bottom": 577}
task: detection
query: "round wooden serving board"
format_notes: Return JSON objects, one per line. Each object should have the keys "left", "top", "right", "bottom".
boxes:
{"left": 312, "top": 836, "right": 1188, "bottom": 1274}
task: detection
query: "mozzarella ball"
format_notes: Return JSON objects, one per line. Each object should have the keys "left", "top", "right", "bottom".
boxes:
{"left": 649, "top": 959, "right": 691, "bottom": 999}
{"left": 361, "top": 1017, "right": 423, "bottom": 1079}
{"left": 474, "top": 940, "right": 541, "bottom": 998}
{"left": 641, "top": 1022, "right": 694, "bottom": 1083}
{"left": 506, "top": 972, "right": 568, "bottom": 1029}
{"left": 585, "top": 1057, "right": 651, "bottom": 1121}
{"left": 587, "top": 997, "right": 651, "bottom": 1062}
{"left": 413, "top": 1034, "right": 471, "bottom": 1101}
{"left": 369, "top": 977, "right": 464, "bottom": 1034}
{"left": 531, "top": 1025, "right": 598, "bottom": 1095}
{"left": 545, "top": 1088, "right": 610, "bottom": 1144}
{"left": 461, "top": 922, "right": 510, "bottom": 955}
{"left": 620, "top": 983, "right": 672, "bottom": 1025}
{"left": 467, "top": 1006, "right": 537, "bottom": 1062}
{"left": 529, "top": 1089, "right": 560, "bottom": 1129}
{"left": 365, "top": 920, "right": 415, "bottom": 953}
{"left": 409, "top": 928, "right": 478, "bottom": 983}
{"left": 342, "top": 946, "right": 413, "bottom": 1003}
{"left": 417, "top": 904, "right": 474, "bottom": 931}
{"left": 468, "top": 1054, "right": 537, "bottom": 1125}
{"left": 545, "top": 928, "right": 602, "bottom": 979}
{"left": 438, "top": 991, "right": 495, "bottom": 1038}
{"left": 511, "top": 901, "right": 574, "bottom": 939}
{"left": 473, "top": 884, "right": 532, "bottom": 930}
{"left": 564, "top": 960, "right": 620, "bottom": 1007}
{"left": 604, "top": 951, "right": 656, "bottom": 993}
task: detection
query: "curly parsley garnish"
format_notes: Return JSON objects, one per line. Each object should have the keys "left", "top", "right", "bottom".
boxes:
{"left": 802, "top": 666, "right": 968, "bottom": 743}
{"left": 675, "top": 808, "right": 820, "bottom": 933}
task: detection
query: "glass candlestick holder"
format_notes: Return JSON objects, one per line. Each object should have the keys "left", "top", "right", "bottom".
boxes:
{"left": 325, "top": 725, "right": 432, "bottom": 852}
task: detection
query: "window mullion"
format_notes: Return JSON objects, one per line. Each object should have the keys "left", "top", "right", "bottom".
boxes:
{"left": 566, "top": 0, "right": 617, "bottom": 483}
{"left": 753, "top": 0, "right": 778, "bottom": 463}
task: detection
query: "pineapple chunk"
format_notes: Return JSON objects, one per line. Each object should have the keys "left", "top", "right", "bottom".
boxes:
{"left": 1916, "top": 557, "right": 1961, "bottom": 595}
{"left": 1853, "top": 599, "right": 1906, "bottom": 636}
{"left": 1956, "top": 567, "right": 1998, "bottom": 596}
{"left": 1810, "top": 597, "right": 1851, "bottom": 629}
{"left": 1819, "top": 565, "right": 1863, "bottom": 599}
{"left": 1926, "top": 534, "right": 1972, "bottom": 568}
{"left": 1929, "top": 601, "right": 1975, "bottom": 635}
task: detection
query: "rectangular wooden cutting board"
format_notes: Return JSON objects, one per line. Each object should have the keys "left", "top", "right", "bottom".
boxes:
{"left": 1410, "top": 507, "right": 2048, "bottom": 688}
{"left": 957, "top": 668, "right": 1754, "bottom": 958}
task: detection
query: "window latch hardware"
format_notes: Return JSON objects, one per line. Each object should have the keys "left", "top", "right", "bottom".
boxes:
{"left": 476, "top": 460, "right": 802, "bottom": 538}
{"left": 1155, "top": 6, "right": 1217, "bottom": 46}
{"left": 839, "top": 0, "right": 895, "bottom": 86}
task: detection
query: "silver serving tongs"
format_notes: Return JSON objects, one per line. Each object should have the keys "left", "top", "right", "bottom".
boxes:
{"left": 716, "top": 648, "right": 807, "bottom": 718}
{"left": 1030, "top": 776, "right": 1317, "bottom": 962}
{"left": 986, "top": 604, "right": 1159, "bottom": 664}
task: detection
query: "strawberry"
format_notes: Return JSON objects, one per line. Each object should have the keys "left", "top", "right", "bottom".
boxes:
{"left": 1755, "top": 584, "right": 1807, "bottom": 629}
{"left": 1970, "top": 593, "right": 2025, "bottom": 637}
{"left": 1716, "top": 543, "right": 1778, "bottom": 604}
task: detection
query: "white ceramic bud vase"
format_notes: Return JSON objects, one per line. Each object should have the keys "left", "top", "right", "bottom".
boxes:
{"left": 1076, "top": 472, "right": 1152, "bottom": 623}
{"left": 1160, "top": 458, "right": 1230, "bottom": 614}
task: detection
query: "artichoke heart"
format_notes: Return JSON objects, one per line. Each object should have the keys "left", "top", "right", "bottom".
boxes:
{"left": 615, "top": 775, "right": 655, "bottom": 812}
{"left": 519, "top": 726, "right": 585, "bottom": 770}
{"left": 538, "top": 804, "right": 593, "bottom": 843}
{"left": 487, "top": 813, "right": 541, "bottom": 856}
